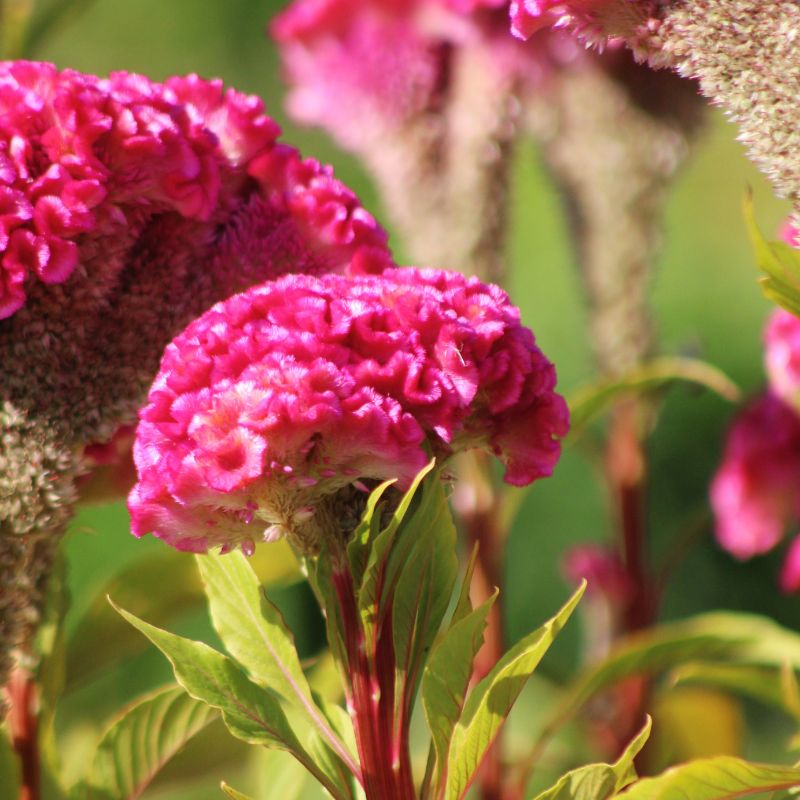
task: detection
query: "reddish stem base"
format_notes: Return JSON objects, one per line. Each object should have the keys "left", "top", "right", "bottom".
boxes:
{"left": 5, "top": 666, "right": 39, "bottom": 800}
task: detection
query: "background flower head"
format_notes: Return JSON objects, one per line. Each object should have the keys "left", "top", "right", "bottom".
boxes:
{"left": 129, "top": 268, "right": 569, "bottom": 554}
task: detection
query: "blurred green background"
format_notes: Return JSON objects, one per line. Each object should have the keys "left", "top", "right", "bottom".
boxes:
{"left": 22, "top": 0, "right": 797, "bottom": 795}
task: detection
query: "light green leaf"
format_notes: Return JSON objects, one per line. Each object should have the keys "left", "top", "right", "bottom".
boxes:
{"left": 536, "top": 610, "right": 800, "bottom": 753}
{"left": 112, "top": 601, "right": 344, "bottom": 799}
{"left": 422, "top": 593, "right": 496, "bottom": 790}
{"left": 254, "top": 749, "right": 310, "bottom": 800}
{"left": 568, "top": 357, "right": 740, "bottom": 436}
{"left": 67, "top": 543, "right": 298, "bottom": 688}
{"left": 80, "top": 685, "right": 217, "bottom": 800}
{"left": 532, "top": 717, "right": 651, "bottom": 800}
{"left": 744, "top": 193, "right": 800, "bottom": 317}
{"left": 221, "top": 782, "right": 255, "bottom": 800}
{"left": 195, "top": 550, "right": 357, "bottom": 783}
{"left": 347, "top": 478, "right": 396, "bottom": 587}
{"left": 614, "top": 756, "right": 800, "bottom": 799}
{"left": 358, "top": 459, "right": 436, "bottom": 623}
{"left": 0, "top": 726, "right": 20, "bottom": 799}
{"left": 392, "top": 473, "right": 459, "bottom": 716}
{"left": 444, "top": 583, "right": 585, "bottom": 800}
{"left": 671, "top": 662, "right": 800, "bottom": 721}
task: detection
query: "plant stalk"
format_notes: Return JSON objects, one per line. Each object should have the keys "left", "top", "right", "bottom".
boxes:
{"left": 6, "top": 667, "right": 39, "bottom": 800}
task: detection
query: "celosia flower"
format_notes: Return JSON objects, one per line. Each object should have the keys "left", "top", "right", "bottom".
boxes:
{"left": 129, "top": 268, "right": 568, "bottom": 554}
{"left": 272, "top": 0, "right": 549, "bottom": 153}
{"left": 0, "top": 61, "right": 391, "bottom": 700}
{"left": 0, "top": 61, "right": 390, "bottom": 318}
{"left": 764, "top": 309, "right": 800, "bottom": 413}
{"left": 710, "top": 393, "right": 800, "bottom": 590}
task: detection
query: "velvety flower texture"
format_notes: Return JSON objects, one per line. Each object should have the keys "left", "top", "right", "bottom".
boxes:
{"left": 0, "top": 61, "right": 389, "bottom": 317}
{"left": 710, "top": 393, "right": 800, "bottom": 592}
{"left": 129, "top": 269, "right": 569, "bottom": 554}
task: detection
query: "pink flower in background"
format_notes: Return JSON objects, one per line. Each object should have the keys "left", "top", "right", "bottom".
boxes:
{"left": 129, "top": 268, "right": 568, "bottom": 554}
{"left": 764, "top": 309, "right": 800, "bottom": 413}
{"left": 710, "top": 393, "right": 800, "bottom": 591}
{"left": 0, "top": 61, "right": 390, "bottom": 318}
{"left": 272, "top": 0, "right": 551, "bottom": 153}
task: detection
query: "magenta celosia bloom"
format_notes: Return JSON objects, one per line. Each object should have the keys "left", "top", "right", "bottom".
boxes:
{"left": 0, "top": 61, "right": 390, "bottom": 318}
{"left": 710, "top": 393, "right": 800, "bottom": 590}
{"left": 764, "top": 309, "right": 800, "bottom": 412}
{"left": 129, "top": 268, "right": 568, "bottom": 554}
{"left": 272, "top": 0, "right": 549, "bottom": 153}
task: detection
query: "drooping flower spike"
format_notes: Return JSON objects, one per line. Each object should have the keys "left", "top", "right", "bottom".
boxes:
{"left": 129, "top": 268, "right": 569, "bottom": 555}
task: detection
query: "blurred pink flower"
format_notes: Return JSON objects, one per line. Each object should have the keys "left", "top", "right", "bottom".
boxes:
{"left": 764, "top": 309, "right": 800, "bottom": 413}
{"left": 0, "top": 61, "right": 390, "bottom": 318}
{"left": 272, "top": 0, "right": 551, "bottom": 153}
{"left": 710, "top": 393, "right": 800, "bottom": 589}
{"left": 129, "top": 268, "right": 569, "bottom": 554}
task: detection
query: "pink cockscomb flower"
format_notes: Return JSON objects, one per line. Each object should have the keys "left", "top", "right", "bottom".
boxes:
{"left": 710, "top": 393, "right": 800, "bottom": 591}
{"left": 129, "top": 268, "right": 568, "bottom": 555}
{"left": 272, "top": 0, "right": 550, "bottom": 153}
{"left": 509, "top": 0, "right": 665, "bottom": 58}
{"left": 0, "top": 61, "right": 389, "bottom": 318}
{"left": 764, "top": 309, "right": 800, "bottom": 413}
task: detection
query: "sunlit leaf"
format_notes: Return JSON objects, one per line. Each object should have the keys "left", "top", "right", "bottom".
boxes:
{"left": 422, "top": 592, "right": 495, "bottom": 790}
{"left": 532, "top": 717, "right": 651, "bottom": 800}
{"left": 614, "top": 756, "right": 800, "bottom": 799}
{"left": 568, "top": 357, "right": 740, "bottom": 436}
{"left": 220, "top": 782, "right": 255, "bottom": 800}
{"left": 80, "top": 685, "right": 217, "bottom": 800}
{"left": 444, "top": 583, "right": 585, "bottom": 800}
{"left": 195, "top": 549, "right": 356, "bottom": 788}
{"left": 112, "top": 601, "right": 347, "bottom": 799}
{"left": 744, "top": 193, "right": 800, "bottom": 317}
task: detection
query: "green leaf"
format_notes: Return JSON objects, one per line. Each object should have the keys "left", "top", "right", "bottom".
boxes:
{"left": 568, "top": 357, "right": 740, "bottom": 436}
{"left": 0, "top": 726, "right": 20, "bottom": 799}
{"left": 614, "top": 756, "right": 800, "bottom": 799}
{"left": 253, "top": 749, "right": 310, "bottom": 800}
{"left": 358, "top": 458, "right": 436, "bottom": 623}
{"left": 112, "top": 601, "right": 345, "bottom": 799}
{"left": 80, "top": 685, "right": 217, "bottom": 800}
{"left": 536, "top": 610, "right": 800, "bottom": 753}
{"left": 67, "top": 542, "right": 299, "bottom": 689}
{"left": 392, "top": 473, "right": 459, "bottom": 716}
{"left": 744, "top": 193, "right": 800, "bottom": 316}
{"left": 221, "top": 782, "right": 255, "bottom": 800}
{"left": 671, "top": 662, "right": 800, "bottom": 721}
{"left": 532, "top": 717, "right": 651, "bottom": 800}
{"left": 347, "top": 478, "right": 396, "bottom": 587}
{"left": 195, "top": 550, "right": 357, "bottom": 783}
{"left": 444, "top": 583, "right": 585, "bottom": 800}
{"left": 422, "top": 593, "right": 496, "bottom": 790}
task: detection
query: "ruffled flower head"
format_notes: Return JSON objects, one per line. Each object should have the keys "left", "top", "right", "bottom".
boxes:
{"left": 129, "top": 268, "right": 569, "bottom": 555}
{"left": 710, "top": 393, "right": 800, "bottom": 592}
{"left": 0, "top": 61, "right": 390, "bottom": 318}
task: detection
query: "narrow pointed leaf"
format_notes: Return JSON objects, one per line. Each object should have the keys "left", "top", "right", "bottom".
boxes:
{"left": 532, "top": 717, "right": 651, "bottom": 800}
{"left": 195, "top": 550, "right": 356, "bottom": 781}
{"left": 347, "top": 478, "right": 396, "bottom": 586}
{"left": 112, "top": 601, "right": 343, "bottom": 798}
{"left": 358, "top": 459, "right": 436, "bottom": 620}
{"left": 392, "top": 474, "right": 459, "bottom": 714}
{"left": 81, "top": 685, "right": 217, "bottom": 800}
{"left": 568, "top": 357, "right": 740, "bottom": 436}
{"left": 221, "top": 783, "right": 255, "bottom": 800}
{"left": 614, "top": 756, "right": 800, "bottom": 799}
{"left": 422, "top": 593, "right": 496, "bottom": 789}
{"left": 444, "top": 583, "right": 585, "bottom": 800}
{"left": 745, "top": 193, "right": 800, "bottom": 316}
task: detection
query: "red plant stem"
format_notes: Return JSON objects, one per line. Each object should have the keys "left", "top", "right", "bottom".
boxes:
{"left": 6, "top": 666, "right": 40, "bottom": 800}
{"left": 332, "top": 567, "right": 415, "bottom": 800}
{"left": 606, "top": 400, "right": 656, "bottom": 757}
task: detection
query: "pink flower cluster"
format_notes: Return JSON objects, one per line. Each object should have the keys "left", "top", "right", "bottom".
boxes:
{"left": 272, "top": 0, "right": 548, "bottom": 152}
{"left": 711, "top": 223, "right": 800, "bottom": 592}
{"left": 0, "top": 61, "right": 390, "bottom": 318}
{"left": 129, "top": 268, "right": 568, "bottom": 553}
